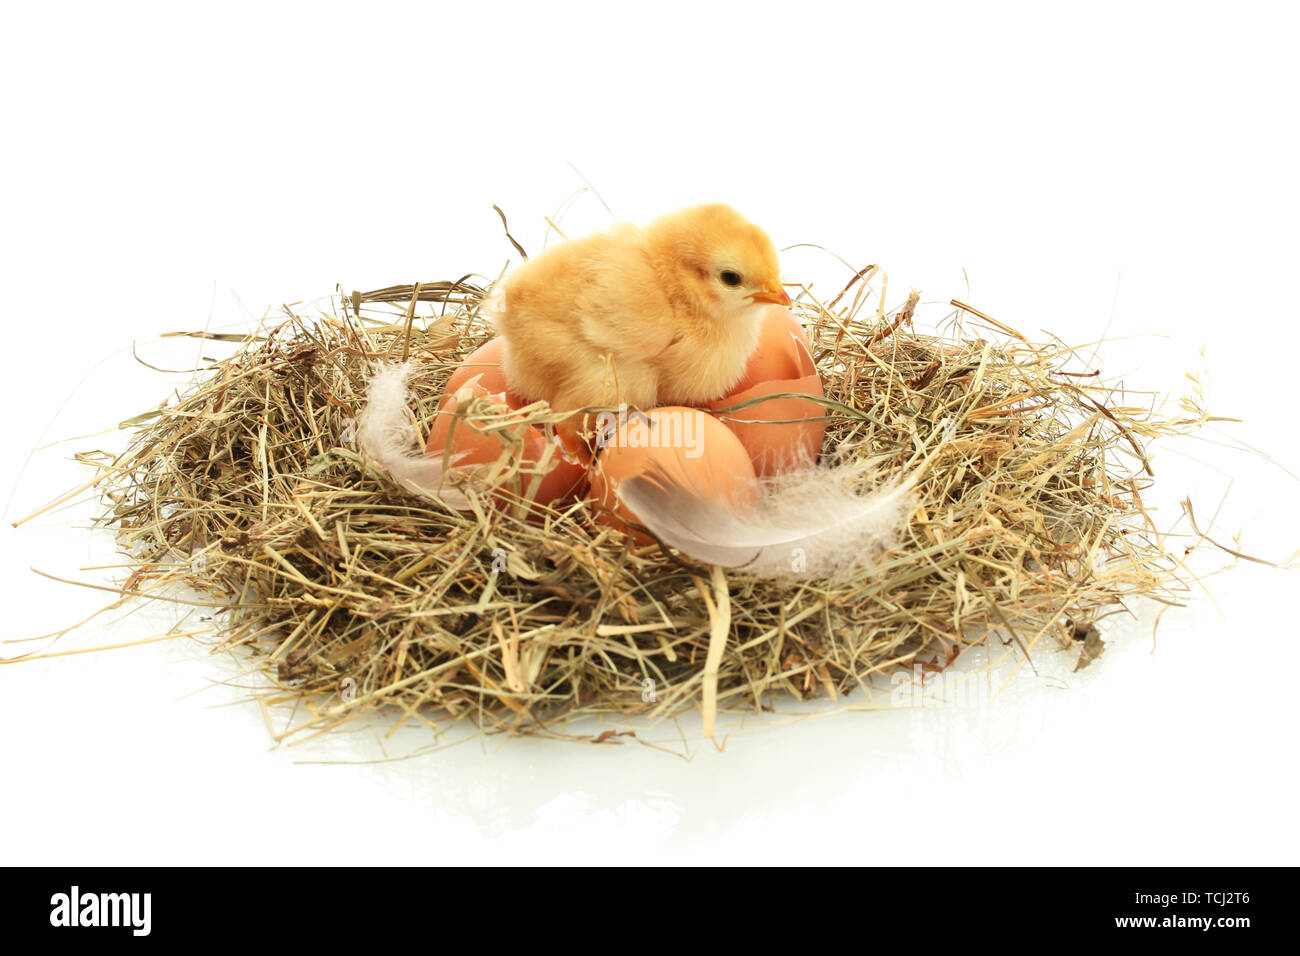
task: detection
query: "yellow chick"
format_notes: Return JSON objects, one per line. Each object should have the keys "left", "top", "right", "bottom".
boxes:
{"left": 486, "top": 203, "right": 790, "bottom": 452}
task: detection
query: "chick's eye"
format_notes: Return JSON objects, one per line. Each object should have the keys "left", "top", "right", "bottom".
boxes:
{"left": 720, "top": 270, "right": 743, "bottom": 287}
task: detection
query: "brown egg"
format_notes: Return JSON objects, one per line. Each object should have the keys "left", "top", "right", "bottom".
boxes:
{"left": 707, "top": 306, "right": 827, "bottom": 475}
{"left": 425, "top": 381, "right": 587, "bottom": 508}
{"left": 588, "top": 406, "right": 757, "bottom": 544}
{"left": 441, "top": 337, "right": 521, "bottom": 404}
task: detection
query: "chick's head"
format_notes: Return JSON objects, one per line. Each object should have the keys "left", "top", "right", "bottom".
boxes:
{"left": 646, "top": 204, "right": 791, "bottom": 324}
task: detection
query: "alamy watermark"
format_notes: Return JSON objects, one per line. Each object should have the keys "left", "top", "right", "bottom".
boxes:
{"left": 594, "top": 405, "right": 704, "bottom": 459}
{"left": 49, "top": 886, "right": 151, "bottom": 936}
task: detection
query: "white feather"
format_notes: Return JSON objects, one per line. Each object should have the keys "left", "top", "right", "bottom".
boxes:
{"left": 357, "top": 362, "right": 473, "bottom": 510}
{"left": 615, "top": 460, "right": 913, "bottom": 578}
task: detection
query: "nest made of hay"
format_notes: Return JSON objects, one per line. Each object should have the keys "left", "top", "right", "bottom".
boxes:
{"left": 86, "top": 269, "right": 1209, "bottom": 744}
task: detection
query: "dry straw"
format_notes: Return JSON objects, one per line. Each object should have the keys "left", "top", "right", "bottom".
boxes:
{"left": 29, "top": 266, "right": 1218, "bottom": 745}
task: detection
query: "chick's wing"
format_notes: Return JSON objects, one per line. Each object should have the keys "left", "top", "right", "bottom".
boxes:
{"left": 568, "top": 228, "right": 678, "bottom": 360}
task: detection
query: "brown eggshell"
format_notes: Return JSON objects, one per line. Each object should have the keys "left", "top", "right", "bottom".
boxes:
{"left": 588, "top": 406, "right": 757, "bottom": 545}
{"left": 441, "top": 337, "right": 523, "bottom": 404}
{"left": 425, "top": 382, "right": 586, "bottom": 508}
{"left": 708, "top": 307, "right": 827, "bottom": 475}
{"left": 728, "top": 306, "right": 813, "bottom": 393}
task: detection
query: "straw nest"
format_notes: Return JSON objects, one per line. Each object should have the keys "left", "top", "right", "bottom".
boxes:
{"left": 89, "top": 268, "right": 1210, "bottom": 744}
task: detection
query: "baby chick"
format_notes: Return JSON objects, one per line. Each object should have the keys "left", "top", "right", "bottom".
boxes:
{"left": 486, "top": 203, "right": 790, "bottom": 450}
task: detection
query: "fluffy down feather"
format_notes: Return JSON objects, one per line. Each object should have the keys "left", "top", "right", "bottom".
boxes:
{"left": 615, "top": 460, "right": 912, "bottom": 579}
{"left": 357, "top": 363, "right": 473, "bottom": 510}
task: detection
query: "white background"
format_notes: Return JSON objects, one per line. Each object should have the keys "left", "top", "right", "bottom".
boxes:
{"left": 2, "top": 0, "right": 1297, "bottom": 865}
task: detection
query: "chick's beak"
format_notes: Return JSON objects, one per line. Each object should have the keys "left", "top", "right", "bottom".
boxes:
{"left": 749, "top": 284, "right": 792, "bottom": 307}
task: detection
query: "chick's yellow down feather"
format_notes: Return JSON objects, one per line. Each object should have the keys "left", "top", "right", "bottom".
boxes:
{"left": 486, "top": 203, "right": 791, "bottom": 425}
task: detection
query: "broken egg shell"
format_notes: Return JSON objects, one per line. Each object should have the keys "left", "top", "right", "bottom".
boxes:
{"left": 708, "top": 307, "right": 827, "bottom": 475}
{"left": 441, "top": 337, "right": 523, "bottom": 404}
{"left": 425, "top": 382, "right": 587, "bottom": 508}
